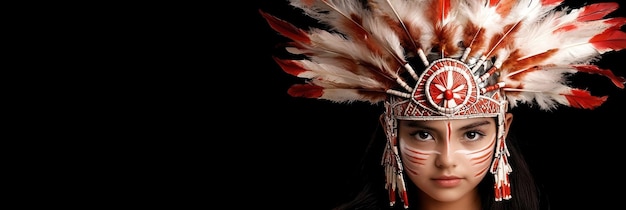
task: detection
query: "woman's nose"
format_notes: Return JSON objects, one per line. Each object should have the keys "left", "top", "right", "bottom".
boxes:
{"left": 435, "top": 143, "right": 456, "bottom": 168}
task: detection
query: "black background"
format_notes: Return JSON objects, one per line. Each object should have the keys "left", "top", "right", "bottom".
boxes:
{"left": 227, "top": 1, "right": 626, "bottom": 209}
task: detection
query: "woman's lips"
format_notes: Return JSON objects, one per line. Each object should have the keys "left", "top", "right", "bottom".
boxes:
{"left": 433, "top": 177, "right": 462, "bottom": 187}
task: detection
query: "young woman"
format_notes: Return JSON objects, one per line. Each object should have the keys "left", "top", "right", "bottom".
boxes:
{"left": 331, "top": 114, "right": 546, "bottom": 210}
{"left": 259, "top": 0, "right": 625, "bottom": 209}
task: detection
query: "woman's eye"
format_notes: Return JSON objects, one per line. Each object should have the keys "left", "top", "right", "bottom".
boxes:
{"left": 414, "top": 131, "right": 433, "bottom": 141}
{"left": 464, "top": 131, "right": 483, "bottom": 141}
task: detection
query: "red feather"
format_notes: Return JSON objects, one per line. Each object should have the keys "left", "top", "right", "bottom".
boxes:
{"left": 495, "top": 0, "right": 517, "bottom": 18}
{"left": 590, "top": 29, "right": 626, "bottom": 53}
{"left": 427, "top": 0, "right": 451, "bottom": 25}
{"left": 488, "top": 0, "right": 499, "bottom": 7}
{"left": 438, "top": 0, "right": 451, "bottom": 23}
{"left": 573, "top": 65, "right": 626, "bottom": 89}
{"left": 564, "top": 89, "right": 608, "bottom": 109}
{"left": 273, "top": 57, "right": 307, "bottom": 77}
{"left": 541, "top": 0, "right": 563, "bottom": 6}
{"left": 259, "top": 9, "right": 311, "bottom": 44}
{"left": 577, "top": 2, "right": 619, "bottom": 22}
{"left": 605, "top": 17, "right": 626, "bottom": 29}
{"left": 287, "top": 84, "right": 324, "bottom": 98}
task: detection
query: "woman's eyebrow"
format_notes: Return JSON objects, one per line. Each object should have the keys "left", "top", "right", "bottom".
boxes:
{"left": 458, "top": 120, "right": 492, "bottom": 130}
{"left": 404, "top": 120, "right": 492, "bottom": 130}
{"left": 404, "top": 121, "right": 431, "bottom": 129}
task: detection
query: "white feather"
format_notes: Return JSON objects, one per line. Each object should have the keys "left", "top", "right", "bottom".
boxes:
{"left": 318, "top": 88, "right": 379, "bottom": 103}
{"left": 290, "top": 0, "right": 413, "bottom": 79}
{"left": 289, "top": 0, "right": 369, "bottom": 33}
{"left": 504, "top": 66, "right": 577, "bottom": 110}
{"left": 293, "top": 59, "right": 384, "bottom": 89}
{"left": 513, "top": 7, "right": 618, "bottom": 66}
{"left": 373, "top": 0, "right": 440, "bottom": 51}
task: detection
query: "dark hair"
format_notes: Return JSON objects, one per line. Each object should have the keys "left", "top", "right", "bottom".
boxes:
{"left": 333, "top": 120, "right": 550, "bottom": 210}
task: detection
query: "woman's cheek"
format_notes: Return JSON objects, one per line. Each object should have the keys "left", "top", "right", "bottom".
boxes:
{"left": 399, "top": 141, "right": 439, "bottom": 176}
{"left": 458, "top": 138, "right": 496, "bottom": 177}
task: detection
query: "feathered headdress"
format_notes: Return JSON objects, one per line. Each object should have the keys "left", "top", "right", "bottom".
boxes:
{"left": 260, "top": 0, "right": 625, "bottom": 208}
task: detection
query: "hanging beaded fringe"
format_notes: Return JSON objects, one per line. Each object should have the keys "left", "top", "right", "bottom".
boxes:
{"left": 490, "top": 137, "right": 512, "bottom": 201}
{"left": 383, "top": 142, "right": 409, "bottom": 209}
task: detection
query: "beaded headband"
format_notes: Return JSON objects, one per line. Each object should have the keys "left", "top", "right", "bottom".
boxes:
{"left": 261, "top": 0, "right": 625, "bottom": 208}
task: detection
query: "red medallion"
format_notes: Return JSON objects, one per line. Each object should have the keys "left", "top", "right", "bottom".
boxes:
{"left": 413, "top": 58, "right": 477, "bottom": 115}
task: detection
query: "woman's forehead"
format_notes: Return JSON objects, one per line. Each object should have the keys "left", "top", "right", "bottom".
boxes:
{"left": 399, "top": 117, "right": 495, "bottom": 127}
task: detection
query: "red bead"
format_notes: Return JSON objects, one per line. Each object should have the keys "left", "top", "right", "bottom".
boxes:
{"left": 444, "top": 90, "right": 453, "bottom": 100}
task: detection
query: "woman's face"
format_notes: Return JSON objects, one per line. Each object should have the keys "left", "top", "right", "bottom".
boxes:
{"left": 397, "top": 116, "right": 506, "bottom": 202}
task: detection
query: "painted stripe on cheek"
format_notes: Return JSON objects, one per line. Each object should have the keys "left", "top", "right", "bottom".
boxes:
{"left": 465, "top": 137, "right": 496, "bottom": 177}
{"left": 401, "top": 141, "right": 439, "bottom": 176}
